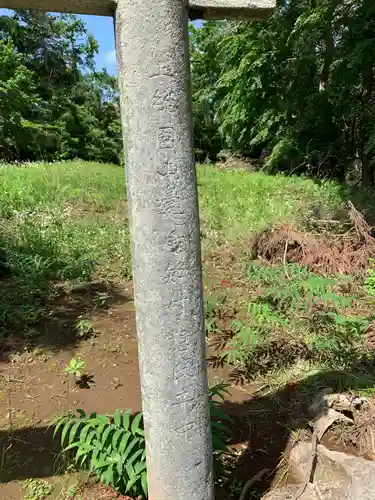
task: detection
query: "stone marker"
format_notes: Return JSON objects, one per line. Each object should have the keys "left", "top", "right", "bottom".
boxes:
{"left": 1, "top": 1, "right": 275, "bottom": 499}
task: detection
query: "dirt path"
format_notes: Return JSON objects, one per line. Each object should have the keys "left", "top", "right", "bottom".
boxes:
{"left": 0, "top": 270, "right": 259, "bottom": 500}
{"left": 0, "top": 281, "right": 142, "bottom": 499}
{"left": 0, "top": 274, "right": 361, "bottom": 500}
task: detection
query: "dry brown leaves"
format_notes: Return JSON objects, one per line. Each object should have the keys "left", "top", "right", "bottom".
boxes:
{"left": 251, "top": 202, "right": 375, "bottom": 276}
{"left": 74, "top": 482, "right": 143, "bottom": 500}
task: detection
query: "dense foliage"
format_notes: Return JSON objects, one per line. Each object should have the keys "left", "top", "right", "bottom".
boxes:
{"left": 190, "top": 0, "right": 375, "bottom": 184}
{"left": 206, "top": 262, "right": 373, "bottom": 388}
{"left": 2, "top": 3, "right": 375, "bottom": 183}
{"left": 0, "top": 10, "right": 122, "bottom": 164}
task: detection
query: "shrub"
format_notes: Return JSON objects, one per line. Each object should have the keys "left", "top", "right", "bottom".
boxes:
{"left": 55, "top": 409, "right": 147, "bottom": 497}
{"left": 212, "top": 263, "right": 368, "bottom": 381}
{"left": 54, "top": 384, "right": 231, "bottom": 498}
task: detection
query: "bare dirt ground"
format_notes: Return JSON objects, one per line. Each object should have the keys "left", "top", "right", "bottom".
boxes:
{"left": 0, "top": 281, "right": 142, "bottom": 499}
{"left": 0, "top": 272, "right": 278, "bottom": 500}
{"left": 1, "top": 260, "right": 372, "bottom": 500}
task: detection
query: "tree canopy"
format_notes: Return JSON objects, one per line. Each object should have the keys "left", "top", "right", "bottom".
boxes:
{"left": 0, "top": 10, "right": 122, "bottom": 164}
{"left": 1, "top": 3, "right": 375, "bottom": 184}
{"left": 190, "top": 0, "right": 375, "bottom": 185}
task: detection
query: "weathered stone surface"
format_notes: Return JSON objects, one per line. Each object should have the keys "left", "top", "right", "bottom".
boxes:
{"left": 189, "top": 0, "right": 275, "bottom": 19}
{"left": 263, "top": 443, "right": 375, "bottom": 500}
{"left": 1, "top": 0, "right": 275, "bottom": 18}
{"left": 262, "top": 484, "right": 320, "bottom": 500}
{"left": 0, "top": 0, "right": 115, "bottom": 15}
{"left": 115, "top": 1, "right": 214, "bottom": 499}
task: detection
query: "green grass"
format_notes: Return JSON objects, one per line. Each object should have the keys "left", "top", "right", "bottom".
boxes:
{"left": 0, "top": 161, "right": 130, "bottom": 341}
{"left": 0, "top": 161, "right": 130, "bottom": 280}
{"left": 0, "top": 160, "right": 355, "bottom": 343}
{"left": 0, "top": 161, "right": 347, "bottom": 275}
{"left": 0, "top": 161, "right": 124, "bottom": 216}
{"left": 198, "top": 166, "right": 344, "bottom": 241}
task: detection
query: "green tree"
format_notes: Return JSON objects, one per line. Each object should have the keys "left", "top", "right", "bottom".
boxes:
{"left": 190, "top": 21, "right": 224, "bottom": 162}
{"left": 0, "top": 38, "right": 42, "bottom": 161}
{"left": 190, "top": 1, "right": 375, "bottom": 184}
{"left": 0, "top": 10, "right": 122, "bottom": 164}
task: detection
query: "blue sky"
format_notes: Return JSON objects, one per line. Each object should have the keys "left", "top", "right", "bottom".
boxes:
{"left": 0, "top": 9, "right": 118, "bottom": 74}
{"left": 0, "top": 10, "right": 201, "bottom": 75}
{"left": 82, "top": 16, "right": 202, "bottom": 74}
{"left": 80, "top": 15, "right": 117, "bottom": 74}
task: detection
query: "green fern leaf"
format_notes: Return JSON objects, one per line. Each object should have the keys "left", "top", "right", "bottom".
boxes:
{"left": 114, "top": 409, "right": 121, "bottom": 427}
{"left": 141, "top": 470, "right": 148, "bottom": 496}
{"left": 134, "top": 461, "right": 147, "bottom": 474}
{"left": 122, "top": 437, "right": 139, "bottom": 462}
{"left": 131, "top": 413, "right": 143, "bottom": 435}
{"left": 68, "top": 421, "right": 82, "bottom": 445}
{"left": 61, "top": 419, "right": 74, "bottom": 447}
{"left": 122, "top": 411, "right": 131, "bottom": 431}
{"left": 101, "top": 425, "right": 114, "bottom": 448}
{"left": 126, "top": 474, "right": 139, "bottom": 494}
{"left": 112, "top": 428, "right": 124, "bottom": 451}
{"left": 128, "top": 448, "right": 143, "bottom": 468}
{"left": 116, "top": 459, "right": 123, "bottom": 477}
{"left": 118, "top": 432, "right": 132, "bottom": 455}
{"left": 53, "top": 415, "right": 70, "bottom": 439}
{"left": 86, "top": 429, "right": 96, "bottom": 446}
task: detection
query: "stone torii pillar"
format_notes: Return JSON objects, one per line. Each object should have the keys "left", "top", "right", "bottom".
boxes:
{"left": 1, "top": 1, "right": 274, "bottom": 499}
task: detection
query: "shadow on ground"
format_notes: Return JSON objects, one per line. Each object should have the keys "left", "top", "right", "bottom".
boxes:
{"left": 0, "top": 426, "right": 63, "bottom": 483}
{"left": 217, "top": 367, "right": 374, "bottom": 499}
{"left": 0, "top": 369, "right": 371, "bottom": 498}
{"left": 0, "top": 235, "right": 132, "bottom": 359}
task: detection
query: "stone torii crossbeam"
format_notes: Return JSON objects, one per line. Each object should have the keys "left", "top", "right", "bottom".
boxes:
{"left": 1, "top": 1, "right": 274, "bottom": 499}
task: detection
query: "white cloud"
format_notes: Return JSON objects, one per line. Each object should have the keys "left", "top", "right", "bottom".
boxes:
{"left": 105, "top": 50, "right": 117, "bottom": 65}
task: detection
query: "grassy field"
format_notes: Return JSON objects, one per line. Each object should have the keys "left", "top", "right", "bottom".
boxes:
{"left": 1, "top": 160, "right": 375, "bottom": 499}
{"left": 0, "top": 160, "right": 365, "bottom": 350}
{"left": 0, "top": 160, "right": 345, "bottom": 283}
{"left": 198, "top": 166, "right": 344, "bottom": 240}
{"left": 1, "top": 160, "right": 373, "bottom": 372}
